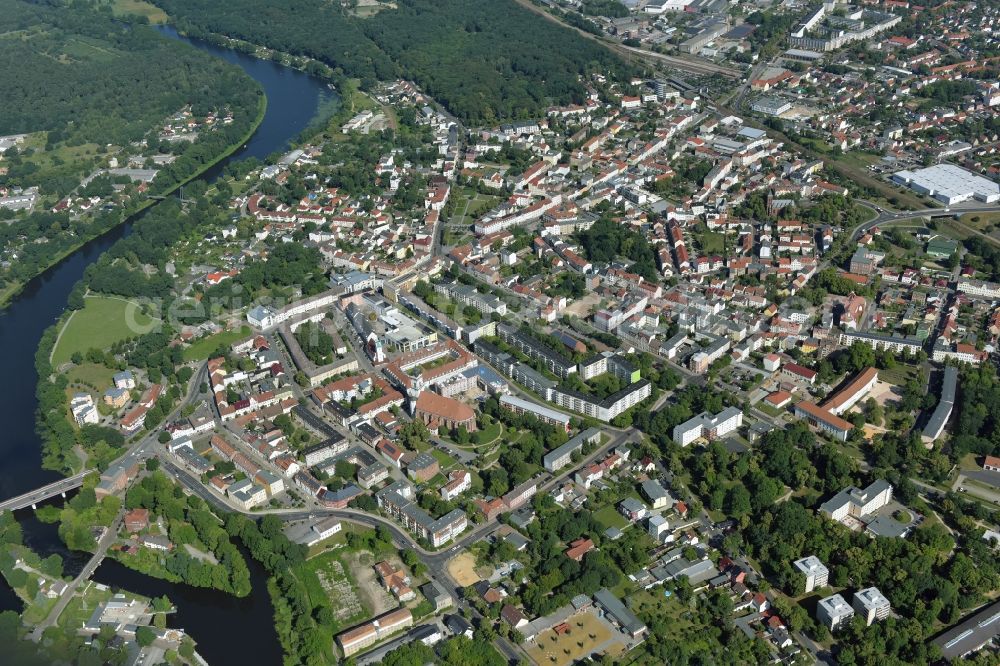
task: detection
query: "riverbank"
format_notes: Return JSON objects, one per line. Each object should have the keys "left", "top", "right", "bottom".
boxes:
{"left": 0, "top": 92, "right": 267, "bottom": 311}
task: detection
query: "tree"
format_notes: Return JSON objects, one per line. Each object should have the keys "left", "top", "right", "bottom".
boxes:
{"left": 146, "top": 457, "right": 160, "bottom": 472}
{"left": 135, "top": 626, "right": 156, "bottom": 647}
{"left": 724, "top": 485, "right": 752, "bottom": 518}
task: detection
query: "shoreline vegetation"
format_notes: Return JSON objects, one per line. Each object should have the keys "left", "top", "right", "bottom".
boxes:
{"left": 0, "top": 0, "right": 268, "bottom": 310}
{"left": 0, "top": 93, "right": 267, "bottom": 310}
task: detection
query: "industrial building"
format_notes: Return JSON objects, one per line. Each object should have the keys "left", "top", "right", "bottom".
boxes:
{"left": 891, "top": 164, "right": 1000, "bottom": 205}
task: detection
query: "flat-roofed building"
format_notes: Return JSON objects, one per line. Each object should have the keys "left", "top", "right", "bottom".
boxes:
{"left": 933, "top": 599, "right": 1000, "bottom": 661}
{"left": 817, "top": 594, "right": 854, "bottom": 631}
{"left": 672, "top": 407, "right": 743, "bottom": 446}
{"left": 892, "top": 164, "right": 1000, "bottom": 206}
{"left": 594, "top": 588, "right": 647, "bottom": 639}
{"left": 500, "top": 394, "right": 571, "bottom": 431}
{"left": 793, "top": 555, "right": 829, "bottom": 593}
{"left": 922, "top": 366, "right": 958, "bottom": 446}
{"left": 819, "top": 479, "right": 893, "bottom": 523}
{"left": 542, "top": 427, "right": 602, "bottom": 472}
{"left": 853, "top": 587, "right": 890, "bottom": 625}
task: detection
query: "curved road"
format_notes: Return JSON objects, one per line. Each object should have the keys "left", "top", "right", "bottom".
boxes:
{"left": 847, "top": 201, "right": 1000, "bottom": 245}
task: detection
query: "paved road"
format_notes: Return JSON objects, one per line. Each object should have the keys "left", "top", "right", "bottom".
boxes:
{"left": 510, "top": 0, "right": 739, "bottom": 78}
{"left": 849, "top": 202, "right": 1000, "bottom": 244}
{"left": 0, "top": 470, "right": 95, "bottom": 512}
{"left": 31, "top": 508, "right": 126, "bottom": 641}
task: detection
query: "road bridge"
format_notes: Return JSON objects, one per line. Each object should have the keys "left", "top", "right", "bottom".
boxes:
{"left": 0, "top": 469, "right": 94, "bottom": 512}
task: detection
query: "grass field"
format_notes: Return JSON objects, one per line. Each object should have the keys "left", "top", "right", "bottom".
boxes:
{"left": 108, "top": 0, "right": 169, "bottom": 23}
{"left": 698, "top": 231, "right": 725, "bottom": 254}
{"left": 65, "top": 362, "right": 118, "bottom": 391}
{"left": 430, "top": 449, "right": 457, "bottom": 470}
{"left": 960, "top": 212, "right": 1000, "bottom": 231}
{"left": 592, "top": 505, "right": 629, "bottom": 531}
{"left": 876, "top": 363, "right": 920, "bottom": 386}
{"left": 298, "top": 551, "right": 367, "bottom": 630}
{"left": 525, "top": 610, "right": 618, "bottom": 666}
{"left": 476, "top": 421, "right": 503, "bottom": 446}
{"left": 52, "top": 296, "right": 159, "bottom": 366}
{"left": 183, "top": 326, "right": 252, "bottom": 361}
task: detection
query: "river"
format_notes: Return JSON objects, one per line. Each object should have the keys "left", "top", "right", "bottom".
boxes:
{"left": 0, "top": 24, "right": 337, "bottom": 663}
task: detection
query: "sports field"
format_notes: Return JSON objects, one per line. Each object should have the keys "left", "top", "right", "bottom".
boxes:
{"left": 52, "top": 296, "right": 160, "bottom": 366}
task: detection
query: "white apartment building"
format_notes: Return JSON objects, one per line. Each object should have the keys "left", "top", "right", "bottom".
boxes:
{"left": 817, "top": 594, "right": 855, "bottom": 631}
{"left": 794, "top": 555, "right": 829, "bottom": 594}
{"left": 853, "top": 587, "right": 891, "bottom": 626}
{"left": 672, "top": 407, "right": 743, "bottom": 446}
{"left": 819, "top": 480, "right": 893, "bottom": 523}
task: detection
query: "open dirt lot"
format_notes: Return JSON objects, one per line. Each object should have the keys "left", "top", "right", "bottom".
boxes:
{"left": 343, "top": 550, "right": 396, "bottom": 616}
{"left": 865, "top": 379, "right": 899, "bottom": 409}
{"left": 447, "top": 552, "right": 482, "bottom": 587}
{"left": 525, "top": 611, "right": 620, "bottom": 666}
{"left": 561, "top": 292, "right": 601, "bottom": 318}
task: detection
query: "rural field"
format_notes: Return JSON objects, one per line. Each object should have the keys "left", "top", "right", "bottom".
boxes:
{"left": 52, "top": 295, "right": 160, "bottom": 366}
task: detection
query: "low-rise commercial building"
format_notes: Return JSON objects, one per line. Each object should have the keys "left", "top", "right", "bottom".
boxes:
{"left": 337, "top": 608, "right": 414, "bottom": 657}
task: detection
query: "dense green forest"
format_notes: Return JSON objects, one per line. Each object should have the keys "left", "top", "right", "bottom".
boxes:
{"left": 0, "top": 0, "right": 258, "bottom": 146}
{"left": 154, "top": 0, "right": 632, "bottom": 123}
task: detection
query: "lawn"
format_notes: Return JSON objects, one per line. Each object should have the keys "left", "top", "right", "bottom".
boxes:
{"left": 52, "top": 295, "right": 160, "bottom": 366}
{"left": 183, "top": 325, "right": 251, "bottom": 361}
{"left": 836, "top": 150, "right": 881, "bottom": 170}
{"left": 449, "top": 419, "right": 503, "bottom": 449}
{"left": 592, "top": 505, "right": 629, "bottom": 531}
{"left": 475, "top": 421, "right": 504, "bottom": 446}
{"left": 430, "top": 449, "right": 457, "bottom": 470}
{"left": 109, "top": 0, "right": 169, "bottom": 23}
{"left": 65, "top": 362, "right": 118, "bottom": 391}
{"left": 697, "top": 231, "right": 725, "bottom": 254}
{"left": 960, "top": 212, "right": 1000, "bottom": 230}
{"left": 876, "top": 363, "right": 920, "bottom": 386}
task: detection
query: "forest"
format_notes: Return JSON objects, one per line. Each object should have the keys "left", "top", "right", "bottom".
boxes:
{"left": 0, "top": 0, "right": 261, "bottom": 302}
{"left": 153, "top": 0, "right": 632, "bottom": 123}
{"left": 0, "top": 0, "right": 259, "bottom": 147}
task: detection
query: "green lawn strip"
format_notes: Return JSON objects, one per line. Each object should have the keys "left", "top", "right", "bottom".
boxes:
{"left": 429, "top": 449, "right": 457, "bottom": 470}
{"left": 592, "top": 504, "right": 629, "bottom": 531}
{"left": 52, "top": 295, "right": 159, "bottom": 365}
{"left": 65, "top": 362, "right": 118, "bottom": 391}
{"left": 183, "top": 325, "right": 252, "bottom": 361}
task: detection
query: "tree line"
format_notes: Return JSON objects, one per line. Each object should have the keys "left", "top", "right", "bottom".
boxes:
{"left": 154, "top": 0, "right": 634, "bottom": 124}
